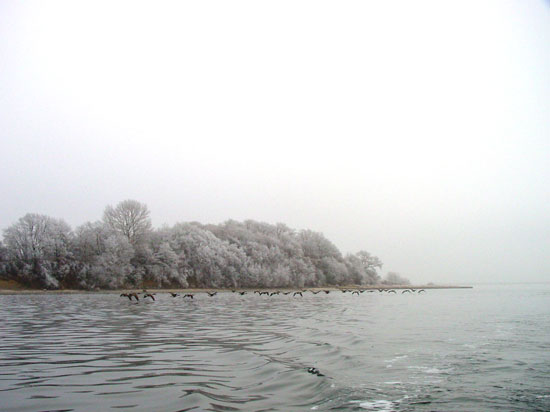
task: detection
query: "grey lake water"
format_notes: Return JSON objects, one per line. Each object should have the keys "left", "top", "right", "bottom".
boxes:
{"left": 1, "top": 284, "right": 549, "bottom": 412}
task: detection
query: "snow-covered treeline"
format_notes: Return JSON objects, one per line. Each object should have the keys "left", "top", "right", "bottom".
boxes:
{"left": 0, "top": 200, "right": 383, "bottom": 289}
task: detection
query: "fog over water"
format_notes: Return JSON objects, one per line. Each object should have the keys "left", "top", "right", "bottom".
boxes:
{"left": 1, "top": 1, "right": 549, "bottom": 284}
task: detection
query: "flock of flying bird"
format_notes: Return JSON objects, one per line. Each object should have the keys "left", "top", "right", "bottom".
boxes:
{"left": 120, "top": 288, "right": 426, "bottom": 302}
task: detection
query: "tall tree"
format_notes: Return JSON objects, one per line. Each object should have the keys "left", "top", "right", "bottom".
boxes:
{"left": 2, "top": 213, "right": 72, "bottom": 287}
{"left": 355, "top": 250, "right": 383, "bottom": 283}
{"left": 103, "top": 200, "right": 152, "bottom": 245}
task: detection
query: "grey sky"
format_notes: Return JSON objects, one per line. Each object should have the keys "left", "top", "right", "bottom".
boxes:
{"left": 1, "top": 1, "right": 549, "bottom": 284}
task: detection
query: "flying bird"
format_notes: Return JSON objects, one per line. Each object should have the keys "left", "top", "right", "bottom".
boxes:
{"left": 183, "top": 294, "right": 194, "bottom": 299}
{"left": 143, "top": 293, "right": 155, "bottom": 301}
{"left": 120, "top": 293, "right": 139, "bottom": 301}
{"left": 293, "top": 291, "right": 303, "bottom": 297}
{"left": 207, "top": 292, "right": 217, "bottom": 297}
{"left": 170, "top": 292, "right": 180, "bottom": 297}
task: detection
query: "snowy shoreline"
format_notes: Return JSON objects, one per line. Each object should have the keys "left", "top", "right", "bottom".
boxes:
{"left": 0, "top": 284, "right": 472, "bottom": 294}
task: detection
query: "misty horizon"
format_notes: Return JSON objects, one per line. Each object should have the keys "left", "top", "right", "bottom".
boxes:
{"left": 3, "top": 199, "right": 536, "bottom": 287}
{"left": 1, "top": 1, "right": 549, "bottom": 285}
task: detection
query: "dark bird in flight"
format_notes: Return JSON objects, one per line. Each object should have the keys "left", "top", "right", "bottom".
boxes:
{"left": 282, "top": 291, "right": 291, "bottom": 295}
{"left": 270, "top": 291, "right": 280, "bottom": 296}
{"left": 207, "top": 292, "right": 217, "bottom": 297}
{"left": 170, "top": 293, "right": 180, "bottom": 297}
{"left": 260, "top": 291, "right": 269, "bottom": 296}
{"left": 183, "top": 294, "right": 194, "bottom": 299}
{"left": 239, "top": 291, "right": 247, "bottom": 295}
{"left": 324, "top": 290, "right": 330, "bottom": 294}
{"left": 418, "top": 289, "right": 426, "bottom": 293}
{"left": 402, "top": 290, "right": 411, "bottom": 294}
{"left": 293, "top": 291, "right": 303, "bottom": 297}
{"left": 231, "top": 289, "right": 236, "bottom": 293}
{"left": 143, "top": 293, "right": 155, "bottom": 301}
{"left": 388, "top": 289, "right": 396, "bottom": 294}
{"left": 120, "top": 293, "right": 139, "bottom": 301}
{"left": 311, "top": 290, "right": 320, "bottom": 294}
{"left": 352, "top": 290, "right": 359, "bottom": 295}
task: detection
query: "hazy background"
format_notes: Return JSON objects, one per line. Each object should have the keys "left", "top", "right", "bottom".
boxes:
{"left": 1, "top": 1, "right": 548, "bottom": 284}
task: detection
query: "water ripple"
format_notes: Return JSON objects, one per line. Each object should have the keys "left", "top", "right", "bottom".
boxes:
{"left": 1, "top": 286, "right": 550, "bottom": 411}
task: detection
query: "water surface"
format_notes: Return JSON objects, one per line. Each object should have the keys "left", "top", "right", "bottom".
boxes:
{"left": 1, "top": 285, "right": 549, "bottom": 411}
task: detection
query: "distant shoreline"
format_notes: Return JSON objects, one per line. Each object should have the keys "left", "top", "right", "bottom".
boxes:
{"left": 0, "top": 284, "right": 473, "bottom": 295}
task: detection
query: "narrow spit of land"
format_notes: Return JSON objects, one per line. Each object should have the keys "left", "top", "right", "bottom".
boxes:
{"left": 0, "top": 281, "right": 473, "bottom": 295}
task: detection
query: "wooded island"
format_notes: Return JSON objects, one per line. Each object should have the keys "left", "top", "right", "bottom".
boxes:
{"left": 0, "top": 200, "right": 412, "bottom": 290}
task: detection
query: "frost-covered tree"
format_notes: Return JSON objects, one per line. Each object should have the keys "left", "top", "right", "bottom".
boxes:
{"left": 298, "top": 230, "right": 346, "bottom": 284}
{"left": 167, "top": 223, "right": 247, "bottom": 288}
{"left": 147, "top": 242, "right": 182, "bottom": 286}
{"left": 103, "top": 200, "right": 152, "bottom": 245}
{"left": 318, "top": 256, "right": 348, "bottom": 285}
{"left": 210, "top": 220, "right": 304, "bottom": 287}
{"left": 299, "top": 230, "right": 342, "bottom": 261}
{"left": 70, "top": 221, "right": 116, "bottom": 289}
{"left": 355, "top": 250, "right": 383, "bottom": 284}
{"left": 2, "top": 214, "right": 73, "bottom": 288}
{"left": 89, "top": 234, "right": 135, "bottom": 288}
{"left": 344, "top": 254, "right": 365, "bottom": 284}
{"left": 73, "top": 222, "right": 110, "bottom": 263}
{"left": 1, "top": 203, "right": 385, "bottom": 289}
{"left": 142, "top": 230, "right": 188, "bottom": 287}
{"left": 0, "top": 241, "right": 8, "bottom": 278}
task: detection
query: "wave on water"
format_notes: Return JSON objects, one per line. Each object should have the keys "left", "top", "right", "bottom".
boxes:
{"left": 350, "top": 399, "right": 399, "bottom": 411}
{"left": 1, "top": 285, "right": 550, "bottom": 411}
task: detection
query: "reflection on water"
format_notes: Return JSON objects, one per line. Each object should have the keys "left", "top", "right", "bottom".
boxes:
{"left": 1, "top": 285, "right": 550, "bottom": 411}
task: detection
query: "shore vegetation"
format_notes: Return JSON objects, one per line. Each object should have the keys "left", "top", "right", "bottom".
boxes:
{"left": 0, "top": 200, "right": 390, "bottom": 290}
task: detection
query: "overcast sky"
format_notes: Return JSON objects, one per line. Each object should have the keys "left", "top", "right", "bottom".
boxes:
{"left": 1, "top": 1, "right": 549, "bottom": 284}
